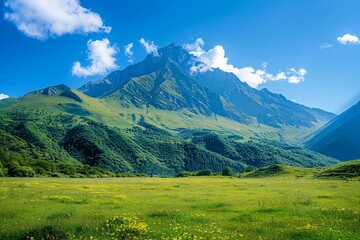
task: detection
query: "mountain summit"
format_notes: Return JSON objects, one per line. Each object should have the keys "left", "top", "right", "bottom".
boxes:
{"left": 79, "top": 44, "right": 335, "bottom": 128}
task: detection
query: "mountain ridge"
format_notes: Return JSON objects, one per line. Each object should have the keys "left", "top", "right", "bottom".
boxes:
{"left": 306, "top": 100, "right": 360, "bottom": 160}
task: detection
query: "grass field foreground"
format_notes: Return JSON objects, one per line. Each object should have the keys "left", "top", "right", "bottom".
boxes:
{"left": 0, "top": 176, "right": 359, "bottom": 239}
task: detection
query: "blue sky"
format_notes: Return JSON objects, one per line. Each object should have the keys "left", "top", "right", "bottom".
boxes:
{"left": 0, "top": 0, "right": 359, "bottom": 114}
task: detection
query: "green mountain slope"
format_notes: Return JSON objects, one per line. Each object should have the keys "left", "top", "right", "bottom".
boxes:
{"left": 306, "top": 101, "right": 360, "bottom": 160}
{"left": 196, "top": 69, "right": 335, "bottom": 127}
{"left": 189, "top": 132, "right": 339, "bottom": 168}
{"left": 0, "top": 86, "right": 249, "bottom": 175}
{"left": 0, "top": 84, "right": 338, "bottom": 176}
{"left": 102, "top": 62, "right": 242, "bottom": 121}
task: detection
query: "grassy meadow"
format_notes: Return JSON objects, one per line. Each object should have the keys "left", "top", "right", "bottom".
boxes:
{"left": 0, "top": 175, "right": 359, "bottom": 240}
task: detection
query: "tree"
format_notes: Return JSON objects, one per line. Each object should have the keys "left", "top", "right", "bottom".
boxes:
{"left": 197, "top": 169, "right": 212, "bottom": 176}
{"left": 222, "top": 166, "right": 233, "bottom": 176}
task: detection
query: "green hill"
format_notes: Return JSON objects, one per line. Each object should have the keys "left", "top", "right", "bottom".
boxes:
{"left": 314, "top": 159, "right": 360, "bottom": 180}
{"left": 241, "top": 165, "right": 317, "bottom": 178}
{"left": 241, "top": 160, "right": 360, "bottom": 180}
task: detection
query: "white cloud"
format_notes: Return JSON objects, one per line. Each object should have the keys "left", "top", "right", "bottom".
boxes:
{"left": 4, "top": 0, "right": 111, "bottom": 40}
{"left": 72, "top": 38, "right": 118, "bottom": 77}
{"left": 124, "top": 43, "right": 134, "bottom": 63}
{"left": 272, "top": 72, "right": 287, "bottom": 81}
{"left": 0, "top": 94, "right": 9, "bottom": 100}
{"left": 186, "top": 39, "right": 306, "bottom": 88}
{"left": 287, "top": 68, "right": 306, "bottom": 84}
{"left": 124, "top": 43, "right": 133, "bottom": 56}
{"left": 184, "top": 38, "right": 205, "bottom": 52}
{"left": 320, "top": 42, "right": 333, "bottom": 49}
{"left": 189, "top": 45, "right": 229, "bottom": 73}
{"left": 139, "top": 38, "right": 159, "bottom": 56}
{"left": 337, "top": 34, "right": 360, "bottom": 45}
{"left": 233, "top": 67, "right": 267, "bottom": 88}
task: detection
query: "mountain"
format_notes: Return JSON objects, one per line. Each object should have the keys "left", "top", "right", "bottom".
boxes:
{"left": 79, "top": 44, "right": 336, "bottom": 129}
{"left": 306, "top": 100, "right": 360, "bottom": 160}
{"left": 0, "top": 44, "right": 341, "bottom": 177}
{"left": 80, "top": 45, "right": 246, "bottom": 122}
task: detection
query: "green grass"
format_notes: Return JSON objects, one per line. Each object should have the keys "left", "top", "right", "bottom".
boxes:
{"left": 0, "top": 176, "right": 359, "bottom": 239}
